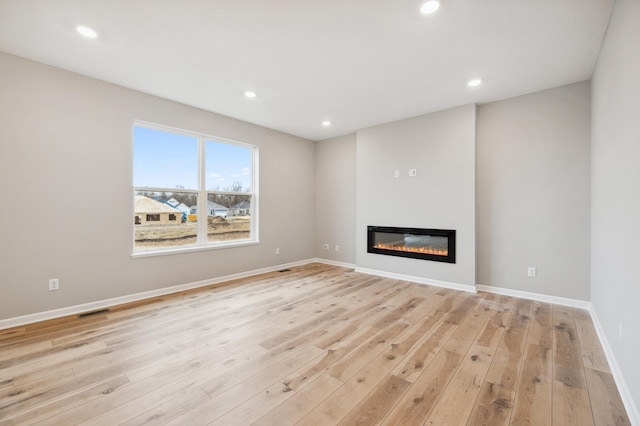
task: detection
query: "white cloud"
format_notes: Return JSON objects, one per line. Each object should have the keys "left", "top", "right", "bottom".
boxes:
{"left": 231, "top": 167, "right": 250, "bottom": 178}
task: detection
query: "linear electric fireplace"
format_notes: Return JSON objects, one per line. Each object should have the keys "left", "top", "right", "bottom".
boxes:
{"left": 367, "top": 226, "right": 456, "bottom": 263}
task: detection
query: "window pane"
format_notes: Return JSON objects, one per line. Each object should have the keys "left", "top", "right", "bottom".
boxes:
{"left": 206, "top": 140, "right": 252, "bottom": 192}
{"left": 134, "top": 191, "right": 198, "bottom": 249}
{"left": 207, "top": 194, "right": 251, "bottom": 243}
{"left": 134, "top": 126, "right": 198, "bottom": 189}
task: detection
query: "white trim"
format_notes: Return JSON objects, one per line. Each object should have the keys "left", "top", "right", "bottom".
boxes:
{"left": 354, "top": 267, "right": 476, "bottom": 293}
{"left": 312, "top": 258, "right": 356, "bottom": 269}
{"left": 588, "top": 306, "right": 640, "bottom": 426}
{"left": 251, "top": 145, "right": 259, "bottom": 243}
{"left": 134, "top": 119, "right": 255, "bottom": 149}
{"left": 131, "top": 240, "right": 260, "bottom": 258}
{"left": 476, "top": 284, "right": 591, "bottom": 310}
{"left": 0, "top": 258, "right": 316, "bottom": 331}
{"left": 197, "top": 132, "right": 207, "bottom": 245}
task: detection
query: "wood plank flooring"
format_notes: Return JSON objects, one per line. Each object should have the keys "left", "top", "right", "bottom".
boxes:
{"left": 0, "top": 263, "right": 631, "bottom": 425}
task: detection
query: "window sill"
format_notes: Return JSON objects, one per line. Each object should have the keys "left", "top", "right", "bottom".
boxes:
{"left": 131, "top": 239, "right": 260, "bottom": 259}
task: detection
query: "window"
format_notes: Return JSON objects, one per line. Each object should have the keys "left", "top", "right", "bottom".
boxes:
{"left": 146, "top": 214, "right": 160, "bottom": 222}
{"left": 133, "top": 122, "right": 257, "bottom": 254}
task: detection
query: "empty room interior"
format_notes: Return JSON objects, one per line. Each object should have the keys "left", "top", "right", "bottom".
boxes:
{"left": 0, "top": 0, "right": 639, "bottom": 425}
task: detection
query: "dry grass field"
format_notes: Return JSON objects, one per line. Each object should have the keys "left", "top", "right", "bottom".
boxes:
{"left": 135, "top": 216, "right": 250, "bottom": 248}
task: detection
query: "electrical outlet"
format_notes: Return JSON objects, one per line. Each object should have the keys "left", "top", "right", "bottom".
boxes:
{"left": 49, "top": 278, "right": 59, "bottom": 291}
{"left": 409, "top": 168, "right": 417, "bottom": 177}
{"left": 527, "top": 267, "right": 536, "bottom": 277}
{"left": 619, "top": 322, "right": 623, "bottom": 343}
{"left": 394, "top": 170, "right": 400, "bottom": 178}
{"left": 323, "top": 244, "right": 329, "bottom": 250}
{"left": 335, "top": 245, "right": 340, "bottom": 252}
{"left": 275, "top": 247, "right": 280, "bottom": 255}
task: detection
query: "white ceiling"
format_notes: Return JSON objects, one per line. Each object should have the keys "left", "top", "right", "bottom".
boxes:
{"left": 0, "top": 0, "right": 614, "bottom": 141}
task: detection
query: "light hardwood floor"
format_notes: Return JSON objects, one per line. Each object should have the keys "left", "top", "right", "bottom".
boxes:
{"left": 0, "top": 263, "right": 631, "bottom": 425}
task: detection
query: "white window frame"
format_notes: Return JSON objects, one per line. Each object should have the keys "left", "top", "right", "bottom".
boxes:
{"left": 132, "top": 120, "right": 259, "bottom": 258}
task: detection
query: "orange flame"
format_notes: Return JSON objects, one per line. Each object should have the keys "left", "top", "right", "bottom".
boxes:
{"left": 374, "top": 243, "right": 448, "bottom": 256}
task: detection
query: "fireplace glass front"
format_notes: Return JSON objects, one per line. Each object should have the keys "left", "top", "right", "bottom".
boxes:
{"left": 367, "top": 226, "right": 456, "bottom": 263}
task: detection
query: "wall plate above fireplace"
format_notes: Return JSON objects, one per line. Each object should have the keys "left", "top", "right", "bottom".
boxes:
{"left": 367, "top": 226, "right": 456, "bottom": 263}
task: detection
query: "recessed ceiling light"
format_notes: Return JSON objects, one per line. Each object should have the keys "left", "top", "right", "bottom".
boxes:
{"left": 467, "top": 78, "right": 483, "bottom": 87}
{"left": 322, "top": 120, "right": 332, "bottom": 127}
{"left": 420, "top": 0, "right": 440, "bottom": 14}
{"left": 76, "top": 25, "right": 98, "bottom": 38}
{"left": 244, "top": 91, "right": 257, "bottom": 98}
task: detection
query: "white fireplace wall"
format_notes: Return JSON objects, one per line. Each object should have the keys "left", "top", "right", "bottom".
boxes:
{"left": 355, "top": 105, "right": 476, "bottom": 289}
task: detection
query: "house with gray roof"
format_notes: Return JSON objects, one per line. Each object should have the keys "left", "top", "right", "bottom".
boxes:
{"left": 190, "top": 200, "right": 229, "bottom": 217}
{"left": 229, "top": 200, "right": 251, "bottom": 216}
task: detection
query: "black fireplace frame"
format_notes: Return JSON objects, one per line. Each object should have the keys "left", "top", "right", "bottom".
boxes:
{"left": 367, "top": 226, "right": 456, "bottom": 263}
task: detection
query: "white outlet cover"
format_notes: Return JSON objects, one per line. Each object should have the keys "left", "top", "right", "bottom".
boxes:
{"left": 619, "top": 322, "right": 623, "bottom": 343}
{"left": 49, "top": 278, "right": 59, "bottom": 290}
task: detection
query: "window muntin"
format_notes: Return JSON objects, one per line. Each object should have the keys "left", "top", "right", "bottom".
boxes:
{"left": 133, "top": 122, "right": 257, "bottom": 254}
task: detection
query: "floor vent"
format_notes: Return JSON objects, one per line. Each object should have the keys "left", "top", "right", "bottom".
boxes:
{"left": 77, "top": 308, "right": 110, "bottom": 318}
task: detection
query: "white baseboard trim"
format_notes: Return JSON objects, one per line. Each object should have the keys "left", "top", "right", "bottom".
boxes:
{"left": 587, "top": 306, "right": 640, "bottom": 426}
{"left": 354, "top": 267, "right": 476, "bottom": 293}
{"left": 311, "top": 258, "right": 356, "bottom": 269}
{"left": 0, "top": 258, "right": 316, "bottom": 331}
{"left": 475, "top": 284, "right": 592, "bottom": 310}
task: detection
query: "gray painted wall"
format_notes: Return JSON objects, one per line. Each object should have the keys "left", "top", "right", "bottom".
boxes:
{"left": 591, "top": 0, "right": 640, "bottom": 415}
{"left": 315, "top": 134, "right": 357, "bottom": 264}
{"left": 476, "top": 82, "right": 591, "bottom": 300}
{"left": 355, "top": 105, "right": 476, "bottom": 288}
{"left": 0, "top": 52, "right": 316, "bottom": 320}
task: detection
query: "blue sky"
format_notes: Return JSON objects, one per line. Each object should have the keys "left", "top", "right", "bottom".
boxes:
{"left": 133, "top": 126, "right": 252, "bottom": 191}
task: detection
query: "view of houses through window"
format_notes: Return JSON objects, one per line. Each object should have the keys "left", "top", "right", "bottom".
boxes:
{"left": 133, "top": 123, "right": 256, "bottom": 252}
